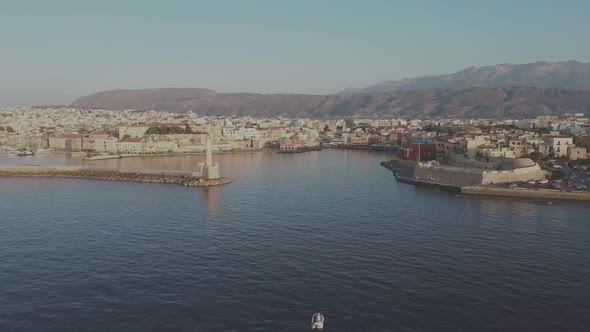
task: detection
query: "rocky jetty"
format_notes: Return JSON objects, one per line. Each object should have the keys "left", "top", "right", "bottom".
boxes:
{"left": 0, "top": 166, "right": 231, "bottom": 187}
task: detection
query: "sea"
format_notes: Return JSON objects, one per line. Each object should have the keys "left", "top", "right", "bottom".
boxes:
{"left": 0, "top": 150, "right": 589, "bottom": 331}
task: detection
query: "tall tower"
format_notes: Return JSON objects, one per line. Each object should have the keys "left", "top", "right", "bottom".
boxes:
{"left": 206, "top": 138, "right": 213, "bottom": 167}
{"left": 200, "top": 137, "right": 219, "bottom": 179}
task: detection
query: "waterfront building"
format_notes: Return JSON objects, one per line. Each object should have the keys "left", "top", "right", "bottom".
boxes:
{"left": 279, "top": 137, "right": 305, "bottom": 151}
{"left": 94, "top": 137, "right": 118, "bottom": 153}
{"left": 115, "top": 138, "right": 144, "bottom": 154}
{"left": 350, "top": 135, "right": 370, "bottom": 145}
{"left": 568, "top": 146, "right": 587, "bottom": 160}
{"left": 48, "top": 137, "right": 71, "bottom": 151}
{"left": 399, "top": 144, "right": 437, "bottom": 162}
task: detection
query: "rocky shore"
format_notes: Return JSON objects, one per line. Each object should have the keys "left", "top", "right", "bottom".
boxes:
{"left": 0, "top": 166, "right": 231, "bottom": 187}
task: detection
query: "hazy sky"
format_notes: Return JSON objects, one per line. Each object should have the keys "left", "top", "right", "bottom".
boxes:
{"left": 1, "top": 0, "right": 590, "bottom": 105}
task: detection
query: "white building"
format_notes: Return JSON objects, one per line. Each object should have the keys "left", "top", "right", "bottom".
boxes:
{"left": 119, "top": 125, "right": 151, "bottom": 138}
{"left": 546, "top": 136, "right": 573, "bottom": 158}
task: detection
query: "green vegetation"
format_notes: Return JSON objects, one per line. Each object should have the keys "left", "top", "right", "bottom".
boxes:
{"left": 423, "top": 125, "right": 463, "bottom": 135}
{"left": 488, "top": 124, "right": 520, "bottom": 131}
{"left": 344, "top": 119, "right": 354, "bottom": 129}
{"left": 145, "top": 125, "right": 193, "bottom": 135}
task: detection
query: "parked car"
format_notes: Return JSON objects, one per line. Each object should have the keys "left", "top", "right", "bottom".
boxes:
{"left": 567, "top": 181, "right": 575, "bottom": 186}
{"left": 527, "top": 179, "right": 536, "bottom": 184}
{"left": 576, "top": 185, "right": 587, "bottom": 190}
{"left": 537, "top": 179, "right": 549, "bottom": 184}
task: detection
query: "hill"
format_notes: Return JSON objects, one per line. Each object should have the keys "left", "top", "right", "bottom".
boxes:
{"left": 73, "top": 87, "right": 590, "bottom": 118}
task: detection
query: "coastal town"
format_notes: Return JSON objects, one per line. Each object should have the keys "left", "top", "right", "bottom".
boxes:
{"left": 1, "top": 106, "right": 589, "bottom": 196}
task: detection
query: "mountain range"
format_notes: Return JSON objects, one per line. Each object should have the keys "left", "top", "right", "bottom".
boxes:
{"left": 335, "top": 60, "right": 590, "bottom": 95}
{"left": 73, "top": 61, "right": 590, "bottom": 118}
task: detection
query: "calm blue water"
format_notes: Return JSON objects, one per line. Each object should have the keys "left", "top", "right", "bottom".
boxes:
{"left": 1, "top": 151, "right": 589, "bottom": 331}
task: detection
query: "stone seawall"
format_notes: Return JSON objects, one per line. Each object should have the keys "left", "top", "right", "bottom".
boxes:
{"left": 380, "top": 161, "right": 461, "bottom": 194}
{"left": 461, "top": 186, "right": 590, "bottom": 201}
{"left": 414, "top": 164, "right": 483, "bottom": 186}
{"left": 381, "top": 161, "right": 589, "bottom": 201}
{"left": 0, "top": 166, "right": 231, "bottom": 187}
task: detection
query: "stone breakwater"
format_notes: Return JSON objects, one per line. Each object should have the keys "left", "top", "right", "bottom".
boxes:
{"left": 0, "top": 166, "right": 231, "bottom": 187}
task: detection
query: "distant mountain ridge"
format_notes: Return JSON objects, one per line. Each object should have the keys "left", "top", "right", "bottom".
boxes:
{"left": 73, "top": 87, "right": 590, "bottom": 118}
{"left": 335, "top": 60, "right": 590, "bottom": 95}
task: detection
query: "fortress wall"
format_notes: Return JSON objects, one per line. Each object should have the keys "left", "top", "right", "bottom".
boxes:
{"left": 481, "top": 165, "right": 548, "bottom": 184}
{"left": 413, "top": 166, "right": 483, "bottom": 186}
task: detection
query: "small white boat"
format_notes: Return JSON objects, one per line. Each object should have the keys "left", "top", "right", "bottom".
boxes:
{"left": 17, "top": 150, "right": 34, "bottom": 156}
{"left": 311, "top": 312, "right": 324, "bottom": 331}
{"left": 35, "top": 149, "right": 53, "bottom": 154}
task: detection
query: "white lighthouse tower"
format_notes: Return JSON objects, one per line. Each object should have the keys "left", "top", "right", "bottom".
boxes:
{"left": 196, "top": 138, "right": 219, "bottom": 179}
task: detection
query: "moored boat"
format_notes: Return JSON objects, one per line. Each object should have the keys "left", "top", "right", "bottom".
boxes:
{"left": 35, "top": 149, "right": 53, "bottom": 154}
{"left": 311, "top": 312, "right": 324, "bottom": 331}
{"left": 17, "top": 149, "right": 34, "bottom": 156}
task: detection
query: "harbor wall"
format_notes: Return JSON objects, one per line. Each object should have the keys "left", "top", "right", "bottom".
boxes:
{"left": 413, "top": 164, "right": 483, "bottom": 186}
{"left": 461, "top": 186, "right": 590, "bottom": 201}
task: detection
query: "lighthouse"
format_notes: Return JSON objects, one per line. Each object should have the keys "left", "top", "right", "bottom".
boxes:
{"left": 198, "top": 138, "right": 219, "bottom": 179}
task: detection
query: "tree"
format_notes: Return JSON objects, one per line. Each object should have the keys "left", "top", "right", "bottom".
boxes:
{"left": 344, "top": 119, "right": 354, "bottom": 129}
{"left": 145, "top": 125, "right": 187, "bottom": 136}
{"left": 0, "top": 126, "right": 4, "bottom": 131}
{"left": 168, "top": 126, "right": 183, "bottom": 134}
{"left": 6, "top": 126, "right": 14, "bottom": 132}
{"left": 145, "top": 127, "right": 161, "bottom": 135}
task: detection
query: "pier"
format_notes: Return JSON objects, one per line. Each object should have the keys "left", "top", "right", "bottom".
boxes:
{"left": 0, "top": 166, "right": 231, "bottom": 187}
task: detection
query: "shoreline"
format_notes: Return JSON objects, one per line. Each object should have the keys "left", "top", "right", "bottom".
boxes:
{"left": 325, "top": 145, "right": 398, "bottom": 151}
{"left": 83, "top": 149, "right": 268, "bottom": 161}
{"left": 380, "top": 161, "right": 590, "bottom": 201}
{"left": 0, "top": 166, "right": 231, "bottom": 187}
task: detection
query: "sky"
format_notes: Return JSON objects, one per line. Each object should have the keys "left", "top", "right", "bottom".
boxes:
{"left": 1, "top": 0, "right": 590, "bottom": 105}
